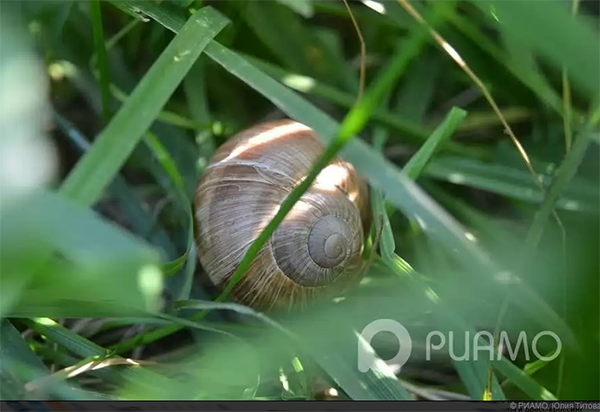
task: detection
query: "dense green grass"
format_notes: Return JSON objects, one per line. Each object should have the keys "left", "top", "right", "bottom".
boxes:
{"left": 1, "top": 0, "right": 598, "bottom": 402}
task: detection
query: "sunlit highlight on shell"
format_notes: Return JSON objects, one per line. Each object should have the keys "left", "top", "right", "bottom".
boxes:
{"left": 222, "top": 121, "right": 312, "bottom": 163}
{"left": 314, "top": 164, "right": 351, "bottom": 192}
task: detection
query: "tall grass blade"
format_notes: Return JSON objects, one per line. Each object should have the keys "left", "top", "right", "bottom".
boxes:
{"left": 60, "top": 6, "right": 228, "bottom": 207}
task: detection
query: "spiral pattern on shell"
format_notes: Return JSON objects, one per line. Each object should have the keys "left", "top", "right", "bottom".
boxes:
{"left": 194, "top": 119, "right": 370, "bottom": 311}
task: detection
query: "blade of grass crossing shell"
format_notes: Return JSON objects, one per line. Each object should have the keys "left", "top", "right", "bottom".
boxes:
{"left": 216, "top": 11, "right": 433, "bottom": 303}
{"left": 60, "top": 6, "right": 228, "bottom": 207}
{"left": 213, "top": 133, "right": 350, "bottom": 302}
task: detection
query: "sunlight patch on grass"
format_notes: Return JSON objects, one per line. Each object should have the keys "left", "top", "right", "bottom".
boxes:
{"left": 282, "top": 73, "right": 316, "bottom": 92}
{"left": 362, "top": 1, "right": 386, "bottom": 15}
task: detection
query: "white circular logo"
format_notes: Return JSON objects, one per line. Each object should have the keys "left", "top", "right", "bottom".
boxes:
{"left": 357, "top": 319, "right": 412, "bottom": 373}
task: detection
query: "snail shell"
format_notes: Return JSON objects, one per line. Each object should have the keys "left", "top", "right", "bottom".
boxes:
{"left": 194, "top": 119, "right": 370, "bottom": 311}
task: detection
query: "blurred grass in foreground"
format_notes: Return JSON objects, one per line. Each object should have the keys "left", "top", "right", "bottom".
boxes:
{"left": 0, "top": 0, "right": 598, "bottom": 402}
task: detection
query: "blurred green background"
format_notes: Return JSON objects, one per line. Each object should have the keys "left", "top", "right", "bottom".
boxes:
{"left": 0, "top": 0, "right": 598, "bottom": 402}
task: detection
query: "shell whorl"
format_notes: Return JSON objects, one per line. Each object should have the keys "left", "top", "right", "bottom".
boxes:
{"left": 309, "top": 215, "right": 352, "bottom": 269}
{"left": 194, "top": 119, "right": 370, "bottom": 311}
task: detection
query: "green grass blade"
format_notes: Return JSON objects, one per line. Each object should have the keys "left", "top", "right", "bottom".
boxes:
{"left": 0, "top": 320, "right": 49, "bottom": 399}
{"left": 142, "top": 130, "right": 196, "bottom": 300}
{"left": 19, "top": 317, "right": 178, "bottom": 390}
{"left": 19, "top": 318, "right": 130, "bottom": 388}
{"left": 60, "top": 6, "right": 228, "bottom": 207}
{"left": 526, "top": 131, "right": 595, "bottom": 250}
{"left": 403, "top": 107, "right": 467, "bottom": 180}
{"left": 493, "top": 356, "right": 558, "bottom": 401}
{"left": 144, "top": 132, "right": 187, "bottom": 196}
{"left": 394, "top": 49, "right": 440, "bottom": 122}
{"left": 89, "top": 0, "right": 111, "bottom": 122}
{"left": 1, "top": 189, "right": 162, "bottom": 317}
{"left": 53, "top": 111, "right": 177, "bottom": 258}
{"left": 371, "top": 126, "right": 396, "bottom": 258}
{"left": 424, "top": 157, "right": 597, "bottom": 213}
{"left": 110, "top": 85, "right": 209, "bottom": 131}
{"left": 20, "top": 318, "right": 109, "bottom": 362}
{"left": 183, "top": 59, "right": 216, "bottom": 160}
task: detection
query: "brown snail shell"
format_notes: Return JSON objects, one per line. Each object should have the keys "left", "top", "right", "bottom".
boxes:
{"left": 194, "top": 119, "right": 370, "bottom": 311}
